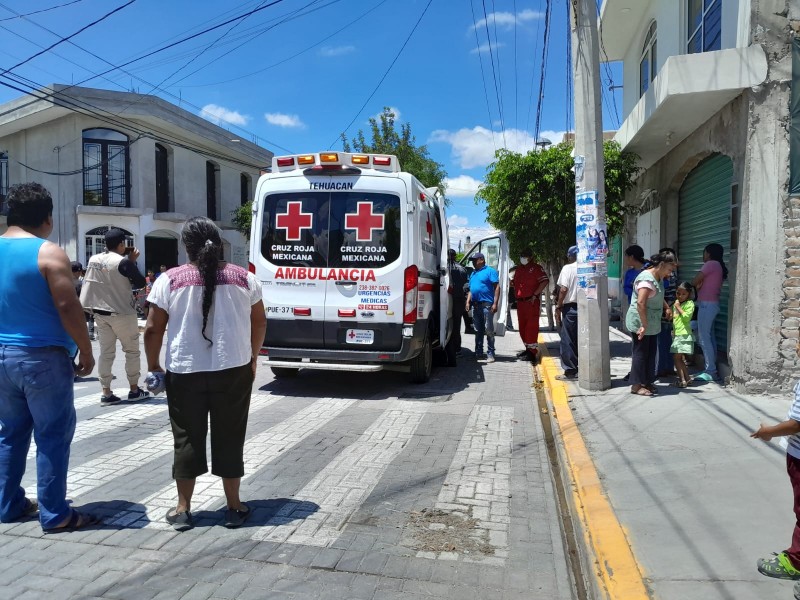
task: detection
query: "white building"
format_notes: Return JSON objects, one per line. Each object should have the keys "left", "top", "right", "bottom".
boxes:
{"left": 0, "top": 84, "right": 271, "bottom": 272}
{"left": 600, "top": 0, "right": 798, "bottom": 390}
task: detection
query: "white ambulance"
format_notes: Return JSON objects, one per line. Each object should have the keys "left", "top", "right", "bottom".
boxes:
{"left": 248, "top": 151, "right": 509, "bottom": 383}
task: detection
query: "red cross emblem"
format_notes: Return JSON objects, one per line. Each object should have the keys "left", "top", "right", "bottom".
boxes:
{"left": 348, "top": 330, "right": 356, "bottom": 339}
{"left": 344, "top": 202, "right": 384, "bottom": 242}
{"left": 276, "top": 201, "right": 313, "bottom": 241}
{"left": 425, "top": 213, "right": 433, "bottom": 243}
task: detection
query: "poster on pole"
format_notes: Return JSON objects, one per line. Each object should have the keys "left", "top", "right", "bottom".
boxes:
{"left": 575, "top": 190, "right": 608, "bottom": 297}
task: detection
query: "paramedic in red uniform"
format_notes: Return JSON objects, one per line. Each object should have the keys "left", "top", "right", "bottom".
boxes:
{"left": 512, "top": 248, "right": 549, "bottom": 362}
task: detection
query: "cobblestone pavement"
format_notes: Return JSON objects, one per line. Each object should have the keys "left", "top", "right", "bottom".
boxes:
{"left": 2, "top": 328, "right": 573, "bottom": 600}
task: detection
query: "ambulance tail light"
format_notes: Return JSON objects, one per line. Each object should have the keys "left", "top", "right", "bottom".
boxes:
{"left": 293, "top": 307, "right": 312, "bottom": 316}
{"left": 338, "top": 309, "right": 356, "bottom": 318}
{"left": 248, "top": 262, "right": 256, "bottom": 274}
{"left": 403, "top": 265, "right": 418, "bottom": 324}
{"left": 297, "top": 155, "right": 315, "bottom": 165}
{"left": 276, "top": 157, "right": 295, "bottom": 167}
{"left": 351, "top": 155, "right": 369, "bottom": 165}
{"left": 259, "top": 348, "right": 269, "bottom": 356}
{"left": 373, "top": 155, "right": 391, "bottom": 166}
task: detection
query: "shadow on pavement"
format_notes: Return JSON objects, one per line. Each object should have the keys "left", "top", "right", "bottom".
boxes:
{"left": 258, "top": 349, "right": 493, "bottom": 400}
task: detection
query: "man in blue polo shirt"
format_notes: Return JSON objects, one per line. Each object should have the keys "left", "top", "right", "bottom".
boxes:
{"left": 465, "top": 252, "right": 500, "bottom": 363}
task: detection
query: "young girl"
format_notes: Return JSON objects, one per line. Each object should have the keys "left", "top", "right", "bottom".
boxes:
{"left": 671, "top": 282, "right": 696, "bottom": 388}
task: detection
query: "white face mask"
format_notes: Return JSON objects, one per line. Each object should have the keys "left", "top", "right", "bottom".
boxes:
{"left": 519, "top": 257, "right": 529, "bottom": 265}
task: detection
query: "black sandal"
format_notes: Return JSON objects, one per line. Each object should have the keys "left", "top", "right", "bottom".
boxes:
{"left": 165, "top": 509, "right": 194, "bottom": 532}
{"left": 43, "top": 509, "right": 101, "bottom": 533}
{"left": 223, "top": 503, "right": 251, "bottom": 529}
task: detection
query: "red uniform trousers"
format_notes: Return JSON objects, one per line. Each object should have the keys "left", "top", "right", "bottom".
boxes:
{"left": 786, "top": 454, "right": 800, "bottom": 568}
{"left": 516, "top": 298, "right": 541, "bottom": 353}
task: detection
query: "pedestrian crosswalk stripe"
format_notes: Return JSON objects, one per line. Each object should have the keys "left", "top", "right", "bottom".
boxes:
{"left": 138, "top": 397, "right": 356, "bottom": 528}
{"left": 27, "top": 402, "right": 168, "bottom": 460}
{"left": 421, "top": 404, "right": 514, "bottom": 564}
{"left": 251, "top": 400, "right": 430, "bottom": 546}
{"left": 60, "top": 393, "right": 282, "bottom": 500}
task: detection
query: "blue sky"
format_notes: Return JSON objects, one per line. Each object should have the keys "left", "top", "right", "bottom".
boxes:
{"left": 0, "top": 0, "right": 621, "bottom": 248}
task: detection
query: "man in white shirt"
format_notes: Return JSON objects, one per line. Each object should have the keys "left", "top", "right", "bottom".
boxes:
{"left": 556, "top": 245, "right": 579, "bottom": 379}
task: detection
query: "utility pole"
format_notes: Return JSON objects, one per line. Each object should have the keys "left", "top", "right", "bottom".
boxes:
{"left": 570, "top": 0, "right": 610, "bottom": 390}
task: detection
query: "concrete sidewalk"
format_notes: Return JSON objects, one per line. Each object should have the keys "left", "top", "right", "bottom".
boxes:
{"left": 539, "top": 324, "right": 798, "bottom": 600}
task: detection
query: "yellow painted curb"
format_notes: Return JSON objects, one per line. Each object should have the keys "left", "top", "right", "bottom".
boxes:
{"left": 538, "top": 340, "right": 649, "bottom": 600}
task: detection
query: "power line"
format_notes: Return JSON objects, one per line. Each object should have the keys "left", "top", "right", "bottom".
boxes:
{"left": 533, "top": 0, "right": 552, "bottom": 141}
{"left": 489, "top": 0, "right": 506, "bottom": 139}
{"left": 525, "top": 0, "right": 544, "bottom": 132}
{"left": 0, "top": 0, "right": 136, "bottom": 76}
{"left": 480, "top": 0, "right": 506, "bottom": 147}
{"left": 166, "top": 0, "right": 341, "bottom": 88}
{"left": 149, "top": 0, "right": 286, "bottom": 92}
{"left": 10, "top": 0, "right": 291, "bottom": 91}
{"left": 0, "top": 74, "right": 273, "bottom": 169}
{"left": 597, "top": 15, "right": 621, "bottom": 128}
{"left": 0, "top": 3, "right": 292, "bottom": 152}
{"left": 331, "top": 0, "right": 434, "bottom": 149}
{"left": 172, "top": 0, "right": 387, "bottom": 89}
{"left": 565, "top": 0, "right": 573, "bottom": 135}
{"left": 96, "top": 0, "right": 291, "bottom": 128}
{"left": 0, "top": 0, "right": 86, "bottom": 22}
{"left": 469, "top": 0, "right": 497, "bottom": 150}
{"left": 513, "top": 0, "right": 518, "bottom": 130}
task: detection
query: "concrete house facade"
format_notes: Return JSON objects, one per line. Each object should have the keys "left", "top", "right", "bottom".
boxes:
{"left": 600, "top": 0, "right": 798, "bottom": 391}
{"left": 0, "top": 85, "right": 271, "bottom": 272}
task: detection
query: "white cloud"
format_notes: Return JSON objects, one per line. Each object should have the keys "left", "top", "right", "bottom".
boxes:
{"left": 430, "top": 126, "right": 567, "bottom": 169}
{"left": 447, "top": 214, "right": 469, "bottom": 227}
{"left": 319, "top": 45, "right": 355, "bottom": 57}
{"left": 444, "top": 175, "right": 482, "bottom": 198}
{"left": 199, "top": 104, "right": 249, "bottom": 126}
{"left": 470, "top": 9, "right": 542, "bottom": 32}
{"left": 374, "top": 106, "right": 402, "bottom": 122}
{"left": 448, "top": 221, "right": 499, "bottom": 253}
{"left": 470, "top": 42, "right": 506, "bottom": 54}
{"left": 264, "top": 112, "right": 305, "bottom": 128}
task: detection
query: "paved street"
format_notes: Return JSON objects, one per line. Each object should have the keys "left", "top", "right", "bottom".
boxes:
{"left": 1, "top": 329, "right": 574, "bottom": 600}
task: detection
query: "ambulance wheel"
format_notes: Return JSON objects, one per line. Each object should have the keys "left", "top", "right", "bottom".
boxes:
{"left": 271, "top": 366, "right": 299, "bottom": 378}
{"left": 409, "top": 335, "right": 432, "bottom": 384}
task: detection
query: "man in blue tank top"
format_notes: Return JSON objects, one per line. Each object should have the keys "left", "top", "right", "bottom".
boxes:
{"left": 0, "top": 183, "right": 99, "bottom": 532}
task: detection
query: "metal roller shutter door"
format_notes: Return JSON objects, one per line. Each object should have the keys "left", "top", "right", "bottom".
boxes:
{"left": 677, "top": 154, "right": 733, "bottom": 351}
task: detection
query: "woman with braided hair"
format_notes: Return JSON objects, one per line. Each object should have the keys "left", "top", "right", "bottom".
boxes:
{"left": 144, "top": 217, "right": 267, "bottom": 531}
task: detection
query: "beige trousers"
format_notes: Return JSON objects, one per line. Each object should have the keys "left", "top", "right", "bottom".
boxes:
{"left": 95, "top": 314, "right": 141, "bottom": 389}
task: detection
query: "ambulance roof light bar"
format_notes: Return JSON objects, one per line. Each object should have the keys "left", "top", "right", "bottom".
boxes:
{"left": 271, "top": 152, "right": 400, "bottom": 173}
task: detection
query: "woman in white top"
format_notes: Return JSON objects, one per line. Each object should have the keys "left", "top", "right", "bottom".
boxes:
{"left": 144, "top": 217, "right": 267, "bottom": 531}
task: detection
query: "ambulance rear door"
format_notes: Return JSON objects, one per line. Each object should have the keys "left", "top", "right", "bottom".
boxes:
{"left": 461, "top": 232, "right": 510, "bottom": 336}
{"left": 322, "top": 179, "right": 406, "bottom": 351}
{"left": 429, "top": 190, "right": 450, "bottom": 348}
{"left": 257, "top": 186, "right": 330, "bottom": 349}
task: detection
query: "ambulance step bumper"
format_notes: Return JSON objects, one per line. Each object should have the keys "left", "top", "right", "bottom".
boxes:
{"left": 262, "top": 359, "right": 384, "bottom": 372}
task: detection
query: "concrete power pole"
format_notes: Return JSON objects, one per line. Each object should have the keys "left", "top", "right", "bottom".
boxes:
{"left": 570, "top": 0, "right": 610, "bottom": 390}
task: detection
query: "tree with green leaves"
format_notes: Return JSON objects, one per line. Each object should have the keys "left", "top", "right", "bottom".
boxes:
{"left": 341, "top": 107, "right": 448, "bottom": 198}
{"left": 476, "top": 141, "right": 640, "bottom": 268}
{"left": 231, "top": 202, "right": 253, "bottom": 240}
{"left": 476, "top": 140, "right": 639, "bottom": 328}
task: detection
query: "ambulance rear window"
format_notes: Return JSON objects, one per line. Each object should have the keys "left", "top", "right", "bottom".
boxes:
{"left": 260, "top": 192, "right": 328, "bottom": 267}
{"left": 260, "top": 191, "right": 401, "bottom": 268}
{"left": 328, "top": 192, "right": 401, "bottom": 269}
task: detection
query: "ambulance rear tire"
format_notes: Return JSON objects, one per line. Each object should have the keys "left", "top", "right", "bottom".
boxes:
{"left": 409, "top": 336, "right": 432, "bottom": 384}
{"left": 271, "top": 366, "right": 299, "bottom": 378}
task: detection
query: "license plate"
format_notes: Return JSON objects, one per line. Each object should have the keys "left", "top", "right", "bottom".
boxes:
{"left": 345, "top": 329, "right": 374, "bottom": 344}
